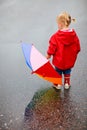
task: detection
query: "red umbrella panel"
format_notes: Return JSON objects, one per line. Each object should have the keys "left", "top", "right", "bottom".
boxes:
{"left": 22, "top": 43, "right": 62, "bottom": 84}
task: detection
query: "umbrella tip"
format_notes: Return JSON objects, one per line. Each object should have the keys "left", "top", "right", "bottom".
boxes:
{"left": 31, "top": 71, "right": 34, "bottom": 74}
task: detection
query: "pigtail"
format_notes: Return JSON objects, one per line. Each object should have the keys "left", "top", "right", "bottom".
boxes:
{"left": 71, "top": 18, "right": 76, "bottom": 22}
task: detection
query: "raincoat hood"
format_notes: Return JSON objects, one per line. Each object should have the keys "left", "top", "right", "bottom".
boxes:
{"left": 58, "top": 29, "right": 77, "bottom": 46}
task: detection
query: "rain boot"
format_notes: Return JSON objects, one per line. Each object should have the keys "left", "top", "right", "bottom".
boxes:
{"left": 53, "top": 84, "right": 62, "bottom": 89}
{"left": 53, "top": 75, "right": 62, "bottom": 90}
{"left": 64, "top": 74, "right": 71, "bottom": 89}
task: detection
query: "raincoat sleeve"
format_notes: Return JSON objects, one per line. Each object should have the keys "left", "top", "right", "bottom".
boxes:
{"left": 47, "top": 35, "right": 57, "bottom": 55}
{"left": 75, "top": 33, "right": 81, "bottom": 54}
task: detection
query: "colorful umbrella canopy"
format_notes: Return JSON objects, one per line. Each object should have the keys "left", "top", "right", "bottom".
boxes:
{"left": 21, "top": 43, "right": 62, "bottom": 84}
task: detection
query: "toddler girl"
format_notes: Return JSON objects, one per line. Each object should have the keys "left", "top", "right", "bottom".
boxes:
{"left": 46, "top": 12, "right": 81, "bottom": 89}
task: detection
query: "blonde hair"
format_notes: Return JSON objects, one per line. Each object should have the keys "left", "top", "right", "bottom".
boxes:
{"left": 56, "top": 12, "right": 75, "bottom": 26}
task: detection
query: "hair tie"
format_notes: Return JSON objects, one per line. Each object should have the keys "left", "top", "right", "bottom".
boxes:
{"left": 71, "top": 18, "right": 76, "bottom": 22}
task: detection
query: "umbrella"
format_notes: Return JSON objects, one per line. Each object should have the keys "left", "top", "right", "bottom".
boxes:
{"left": 21, "top": 43, "right": 62, "bottom": 84}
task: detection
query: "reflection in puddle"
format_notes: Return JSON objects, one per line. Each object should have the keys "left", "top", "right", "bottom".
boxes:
{"left": 23, "top": 87, "right": 79, "bottom": 130}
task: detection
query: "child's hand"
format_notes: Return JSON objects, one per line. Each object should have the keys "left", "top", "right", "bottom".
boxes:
{"left": 46, "top": 54, "right": 51, "bottom": 59}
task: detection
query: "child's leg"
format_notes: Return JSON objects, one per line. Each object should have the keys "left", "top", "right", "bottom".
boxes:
{"left": 53, "top": 67, "right": 63, "bottom": 89}
{"left": 64, "top": 74, "right": 71, "bottom": 85}
{"left": 63, "top": 69, "right": 71, "bottom": 89}
{"left": 55, "top": 67, "right": 62, "bottom": 75}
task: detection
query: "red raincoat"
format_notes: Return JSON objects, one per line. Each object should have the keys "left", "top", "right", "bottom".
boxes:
{"left": 47, "top": 29, "right": 81, "bottom": 70}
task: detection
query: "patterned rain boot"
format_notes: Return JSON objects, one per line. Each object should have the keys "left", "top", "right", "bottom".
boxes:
{"left": 64, "top": 74, "right": 71, "bottom": 89}
{"left": 53, "top": 84, "right": 62, "bottom": 90}
{"left": 53, "top": 75, "right": 62, "bottom": 90}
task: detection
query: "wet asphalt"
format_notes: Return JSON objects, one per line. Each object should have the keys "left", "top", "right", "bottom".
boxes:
{"left": 0, "top": 0, "right": 87, "bottom": 130}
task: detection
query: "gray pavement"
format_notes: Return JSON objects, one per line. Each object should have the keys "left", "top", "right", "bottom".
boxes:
{"left": 0, "top": 0, "right": 87, "bottom": 130}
